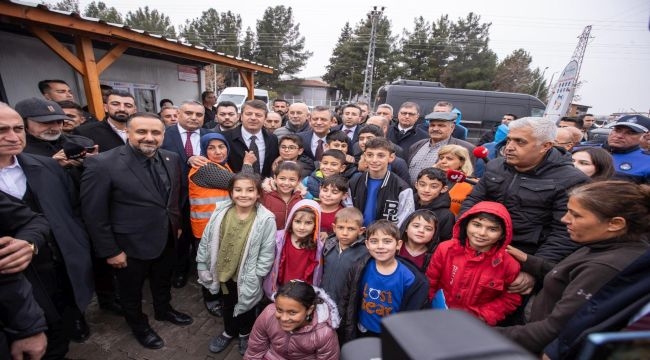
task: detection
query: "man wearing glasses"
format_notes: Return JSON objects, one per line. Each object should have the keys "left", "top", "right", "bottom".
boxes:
{"left": 386, "top": 101, "right": 428, "bottom": 159}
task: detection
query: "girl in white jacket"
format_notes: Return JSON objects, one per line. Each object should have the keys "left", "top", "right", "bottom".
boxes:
{"left": 197, "top": 172, "right": 277, "bottom": 355}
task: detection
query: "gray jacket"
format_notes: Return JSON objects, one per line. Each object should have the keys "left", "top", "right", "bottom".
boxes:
{"left": 196, "top": 200, "right": 277, "bottom": 316}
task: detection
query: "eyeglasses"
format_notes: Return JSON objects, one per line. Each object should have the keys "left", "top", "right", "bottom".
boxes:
{"left": 280, "top": 145, "right": 299, "bottom": 150}
{"left": 399, "top": 111, "right": 418, "bottom": 117}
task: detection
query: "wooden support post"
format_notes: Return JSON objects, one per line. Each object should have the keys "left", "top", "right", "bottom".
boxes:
{"left": 238, "top": 70, "right": 255, "bottom": 100}
{"left": 75, "top": 37, "right": 105, "bottom": 119}
{"left": 29, "top": 26, "right": 85, "bottom": 75}
{"left": 96, "top": 43, "right": 128, "bottom": 74}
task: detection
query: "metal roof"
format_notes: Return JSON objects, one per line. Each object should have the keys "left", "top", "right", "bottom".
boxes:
{"left": 5, "top": 0, "right": 273, "bottom": 71}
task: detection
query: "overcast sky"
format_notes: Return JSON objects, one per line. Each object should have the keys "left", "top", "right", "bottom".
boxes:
{"left": 75, "top": 0, "right": 649, "bottom": 115}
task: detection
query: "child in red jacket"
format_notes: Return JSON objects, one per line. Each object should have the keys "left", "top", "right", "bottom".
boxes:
{"left": 425, "top": 201, "right": 521, "bottom": 325}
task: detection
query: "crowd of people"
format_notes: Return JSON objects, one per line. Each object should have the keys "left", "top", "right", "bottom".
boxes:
{"left": 1, "top": 79, "right": 649, "bottom": 360}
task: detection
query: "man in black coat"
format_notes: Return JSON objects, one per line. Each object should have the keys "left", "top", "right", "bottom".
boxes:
{"left": 75, "top": 90, "right": 136, "bottom": 152}
{"left": 81, "top": 112, "right": 192, "bottom": 349}
{"left": 0, "top": 103, "right": 94, "bottom": 358}
{"left": 0, "top": 192, "right": 49, "bottom": 359}
{"left": 461, "top": 117, "right": 589, "bottom": 295}
{"left": 223, "top": 99, "right": 279, "bottom": 178}
{"left": 161, "top": 100, "right": 212, "bottom": 288}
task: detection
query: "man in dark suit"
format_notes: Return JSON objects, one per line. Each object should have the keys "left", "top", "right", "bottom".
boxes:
{"left": 75, "top": 90, "right": 136, "bottom": 152}
{"left": 161, "top": 100, "right": 211, "bottom": 288}
{"left": 223, "top": 99, "right": 279, "bottom": 178}
{"left": 0, "top": 192, "right": 49, "bottom": 360}
{"left": 387, "top": 102, "right": 429, "bottom": 159}
{"left": 0, "top": 103, "right": 94, "bottom": 357}
{"left": 298, "top": 105, "right": 334, "bottom": 161}
{"left": 72, "top": 90, "right": 136, "bottom": 316}
{"left": 81, "top": 113, "right": 192, "bottom": 349}
{"left": 335, "top": 104, "right": 363, "bottom": 144}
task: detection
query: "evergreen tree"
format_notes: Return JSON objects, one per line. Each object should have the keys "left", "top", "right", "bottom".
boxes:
{"left": 323, "top": 22, "right": 363, "bottom": 101}
{"left": 492, "top": 49, "right": 535, "bottom": 93}
{"left": 124, "top": 6, "right": 176, "bottom": 38}
{"left": 50, "top": 0, "right": 79, "bottom": 13}
{"left": 426, "top": 15, "right": 453, "bottom": 82}
{"left": 180, "top": 9, "right": 241, "bottom": 55}
{"left": 443, "top": 12, "right": 497, "bottom": 89}
{"left": 83, "top": 1, "right": 123, "bottom": 24}
{"left": 253, "top": 6, "right": 312, "bottom": 93}
{"left": 398, "top": 17, "right": 432, "bottom": 80}
{"left": 240, "top": 27, "right": 256, "bottom": 60}
{"left": 323, "top": 16, "right": 397, "bottom": 101}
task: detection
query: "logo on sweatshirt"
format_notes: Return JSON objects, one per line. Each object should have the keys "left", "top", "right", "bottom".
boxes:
{"left": 382, "top": 200, "right": 399, "bottom": 222}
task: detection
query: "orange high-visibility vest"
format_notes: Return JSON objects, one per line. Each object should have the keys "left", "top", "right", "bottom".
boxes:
{"left": 188, "top": 164, "right": 231, "bottom": 238}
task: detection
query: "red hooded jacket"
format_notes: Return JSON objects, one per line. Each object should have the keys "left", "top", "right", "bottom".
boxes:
{"left": 425, "top": 201, "right": 521, "bottom": 326}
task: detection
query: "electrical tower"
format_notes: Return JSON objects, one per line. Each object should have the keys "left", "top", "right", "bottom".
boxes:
{"left": 571, "top": 25, "right": 592, "bottom": 87}
{"left": 361, "top": 6, "right": 384, "bottom": 103}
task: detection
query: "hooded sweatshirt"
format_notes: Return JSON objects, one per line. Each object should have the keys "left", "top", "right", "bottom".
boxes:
{"left": 425, "top": 201, "right": 521, "bottom": 326}
{"left": 263, "top": 200, "right": 324, "bottom": 299}
{"left": 245, "top": 286, "right": 341, "bottom": 360}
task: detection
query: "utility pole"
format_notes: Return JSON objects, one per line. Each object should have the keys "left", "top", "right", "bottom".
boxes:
{"left": 361, "top": 6, "right": 384, "bottom": 103}
{"left": 535, "top": 66, "right": 549, "bottom": 98}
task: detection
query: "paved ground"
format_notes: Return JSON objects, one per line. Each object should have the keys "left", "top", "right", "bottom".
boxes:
{"left": 67, "top": 275, "right": 243, "bottom": 360}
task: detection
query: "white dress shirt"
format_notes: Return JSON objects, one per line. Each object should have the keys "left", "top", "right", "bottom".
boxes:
{"left": 177, "top": 124, "right": 201, "bottom": 156}
{"left": 0, "top": 156, "right": 26, "bottom": 199}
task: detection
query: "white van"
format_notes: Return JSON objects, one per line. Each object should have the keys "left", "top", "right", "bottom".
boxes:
{"left": 216, "top": 87, "right": 269, "bottom": 112}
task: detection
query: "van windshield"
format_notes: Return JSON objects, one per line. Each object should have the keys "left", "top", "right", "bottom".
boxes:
{"left": 218, "top": 94, "right": 246, "bottom": 104}
{"left": 531, "top": 108, "right": 545, "bottom": 117}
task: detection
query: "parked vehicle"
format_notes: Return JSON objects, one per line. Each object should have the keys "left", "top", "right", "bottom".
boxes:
{"left": 374, "top": 80, "right": 546, "bottom": 142}
{"left": 217, "top": 87, "right": 269, "bottom": 112}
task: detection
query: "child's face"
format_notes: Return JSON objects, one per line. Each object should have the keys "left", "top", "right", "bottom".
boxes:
{"left": 275, "top": 295, "right": 314, "bottom": 332}
{"left": 275, "top": 170, "right": 300, "bottom": 196}
{"left": 358, "top": 133, "right": 376, "bottom": 152}
{"left": 320, "top": 155, "right": 345, "bottom": 177}
{"left": 230, "top": 179, "right": 259, "bottom": 209}
{"left": 334, "top": 219, "right": 364, "bottom": 247}
{"left": 319, "top": 184, "right": 346, "bottom": 207}
{"left": 363, "top": 148, "right": 394, "bottom": 175}
{"left": 291, "top": 211, "right": 316, "bottom": 238}
{"left": 366, "top": 230, "right": 402, "bottom": 263}
{"left": 466, "top": 217, "right": 503, "bottom": 253}
{"left": 279, "top": 140, "right": 303, "bottom": 160}
{"left": 415, "top": 177, "right": 448, "bottom": 204}
{"left": 327, "top": 140, "right": 348, "bottom": 155}
{"left": 406, "top": 216, "right": 436, "bottom": 246}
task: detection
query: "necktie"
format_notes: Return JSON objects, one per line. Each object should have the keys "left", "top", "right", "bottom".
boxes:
{"left": 315, "top": 139, "right": 324, "bottom": 161}
{"left": 184, "top": 131, "right": 193, "bottom": 158}
{"left": 249, "top": 135, "right": 260, "bottom": 173}
{"left": 344, "top": 129, "right": 352, "bottom": 139}
{"left": 147, "top": 158, "right": 166, "bottom": 198}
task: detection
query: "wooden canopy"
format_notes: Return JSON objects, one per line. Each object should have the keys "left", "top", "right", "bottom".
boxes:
{"left": 0, "top": 1, "right": 273, "bottom": 118}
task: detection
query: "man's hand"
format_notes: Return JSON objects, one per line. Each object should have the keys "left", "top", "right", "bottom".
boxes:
{"left": 106, "top": 252, "right": 127, "bottom": 269}
{"left": 506, "top": 245, "right": 528, "bottom": 263}
{"left": 11, "top": 332, "right": 47, "bottom": 360}
{"left": 52, "top": 149, "right": 82, "bottom": 168}
{"left": 188, "top": 155, "right": 209, "bottom": 168}
{"left": 508, "top": 271, "right": 535, "bottom": 295}
{"left": 357, "top": 157, "right": 368, "bottom": 172}
{"left": 0, "top": 237, "right": 34, "bottom": 274}
{"left": 243, "top": 151, "right": 257, "bottom": 166}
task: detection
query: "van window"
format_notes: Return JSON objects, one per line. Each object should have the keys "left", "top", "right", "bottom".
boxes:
{"left": 219, "top": 94, "right": 246, "bottom": 104}
{"left": 531, "top": 108, "right": 545, "bottom": 117}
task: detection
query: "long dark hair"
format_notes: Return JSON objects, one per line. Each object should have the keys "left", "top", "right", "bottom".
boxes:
{"left": 571, "top": 147, "right": 615, "bottom": 180}
{"left": 275, "top": 280, "right": 321, "bottom": 310}
{"left": 569, "top": 181, "right": 650, "bottom": 237}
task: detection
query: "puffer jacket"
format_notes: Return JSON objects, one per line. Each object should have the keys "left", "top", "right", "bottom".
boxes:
{"left": 261, "top": 189, "right": 303, "bottom": 230}
{"left": 460, "top": 147, "right": 589, "bottom": 266}
{"left": 263, "top": 199, "right": 324, "bottom": 299}
{"left": 245, "top": 286, "right": 340, "bottom": 360}
{"left": 196, "top": 200, "right": 277, "bottom": 317}
{"left": 425, "top": 201, "right": 521, "bottom": 326}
